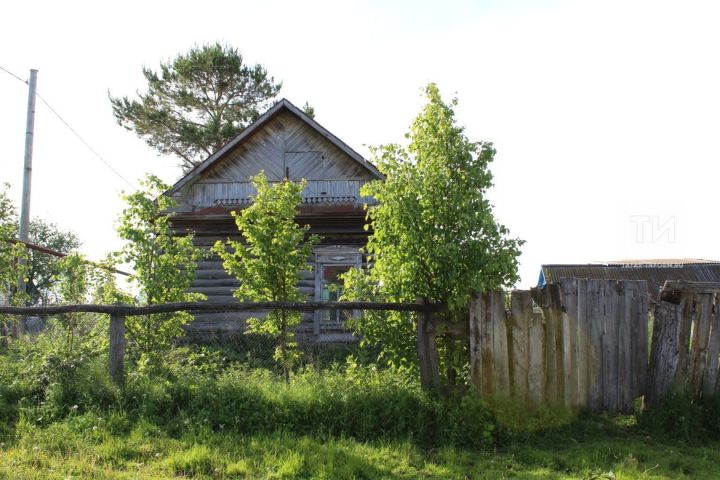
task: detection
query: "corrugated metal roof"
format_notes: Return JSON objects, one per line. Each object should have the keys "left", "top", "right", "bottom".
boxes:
{"left": 540, "top": 261, "right": 720, "bottom": 300}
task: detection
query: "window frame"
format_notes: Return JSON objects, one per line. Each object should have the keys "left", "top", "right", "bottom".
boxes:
{"left": 313, "top": 247, "right": 362, "bottom": 335}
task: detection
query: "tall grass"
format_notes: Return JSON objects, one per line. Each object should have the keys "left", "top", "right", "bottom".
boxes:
{"left": 0, "top": 332, "right": 496, "bottom": 449}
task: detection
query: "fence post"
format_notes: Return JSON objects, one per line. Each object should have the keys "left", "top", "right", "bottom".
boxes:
{"left": 109, "top": 312, "right": 126, "bottom": 387}
{"left": 416, "top": 298, "right": 440, "bottom": 391}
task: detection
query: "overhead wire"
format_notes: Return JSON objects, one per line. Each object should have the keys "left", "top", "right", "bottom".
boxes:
{"left": 0, "top": 65, "right": 136, "bottom": 189}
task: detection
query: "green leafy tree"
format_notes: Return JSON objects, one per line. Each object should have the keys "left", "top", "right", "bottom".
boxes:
{"left": 26, "top": 218, "right": 81, "bottom": 305}
{"left": 54, "top": 253, "right": 91, "bottom": 354}
{"left": 90, "top": 256, "right": 134, "bottom": 306}
{"left": 116, "top": 175, "right": 205, "bottom": 359}
{"left": 214, "top": 172, "right": 318, "bottom": 380}
{"left": 110, "top": 43, "right": 282, "bottom": 172}
{"left": 345, "top": 84, "right": 523, "bottom": 381}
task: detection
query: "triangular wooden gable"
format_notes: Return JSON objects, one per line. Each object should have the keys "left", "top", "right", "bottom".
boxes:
{"left": 166, "top": 99, "right": 382, "bottom": 198}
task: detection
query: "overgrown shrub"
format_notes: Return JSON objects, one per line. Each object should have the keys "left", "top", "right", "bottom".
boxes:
{"left": 1, "top": 343, "right": 499, "bottom": 449}
{"left": 639, "top": 392, "right": 720, "bottom": 441}
{"left": 0, "top": 321, "right": 116, "bottom": 427}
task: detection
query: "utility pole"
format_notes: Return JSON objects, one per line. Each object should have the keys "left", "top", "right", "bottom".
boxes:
{"left": 17, "top": 69, "right": 38, "bottom": 313}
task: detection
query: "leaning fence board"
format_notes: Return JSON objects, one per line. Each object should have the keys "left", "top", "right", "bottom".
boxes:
{"left": 491, "top": 292, "right": 510, "bottom": 397}
{"left": 559, "top": 278, "right": 578, "bottom": 408}
{"left": 690, "top": 294, "right": 713, "bottom": 396}
{"left": 618, "top": 282, "right": 632, "bottom": 413}
{"left": 576, "top": 278, "right": 590, "bottom": 409}
{"left": 633, "top": 286, "right": 649, "bottom": 403}
{"left": 587, "top": 280, "right": 604, "bottom": 412}
{"left": 479, "top": 293, "right": 496, "bottom": 396}
{"left": 469, "top": 293, "right": 484, "bottom": 393}
{"left": 647, "top": 301, "right": 683, "bottom": 405}
{"left": 537, "top": 284, "right": 560, "bottom": 406}
{"left": 674, "top": 294, "right": 695, "bottom": 389}
{"left": 601, "top": 281, "right": 619, "bottom": 413}
{"left": 528, "top": 311, "right": 545, "bottom": 405}
{"left": 705, "top": 295, "right": 720, "bottom": 397}
{"left": 510, "top": 290, "right": 532, "bottom": 402}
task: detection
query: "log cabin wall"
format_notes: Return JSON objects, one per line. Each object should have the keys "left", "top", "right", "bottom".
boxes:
{"left": 164, "top": 100, "right": 382, "bottom": 343}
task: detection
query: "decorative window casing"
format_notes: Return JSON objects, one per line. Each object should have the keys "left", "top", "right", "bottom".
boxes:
{"left": 313, "top": 247, "right": 362, "bottom": 334}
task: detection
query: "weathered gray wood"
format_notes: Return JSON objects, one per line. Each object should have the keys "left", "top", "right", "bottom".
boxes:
{"left": 674, "top": 294, "right": 695, "bottom": 389}
{"left": 559, "top": 278, "right": 578, "bottom": 408}
{"left": 618, "top": 282, "right": 632, "bottom": 413}
{"left": 109, "top": 314, "right": 126, "bottom": 386}
{"left": 632, "top": 284, "right": 649, "bottom": 403}
{"left": 510, "top": 290, "right": 532, "bottom": 402}
{"left": 690, "top": 293, "right": 713, "bottom": 396}
{"left": 660, "top": 281, "right": 720, "bottom": 302}
{"left": 192, "top": 278, "right": 240, "bottom": 287}
{"left": 704, "top": 294, "right": 720, "bottom": 397}
{"left": 469, "top": 293, "right": 483, "bottom": 392}
{"left": 604, "top": 281, "right": 621, "bottom": 413}
{"left": 647, "top": 301, "right": 683, "bottom": 405}
{"left": 588, "top": 279, "right": 604, "bottom": 412}
{"left": 479, "top": 293, "right": 496, "bottom": 396}
{"left": 576, "top": 279, "right": 590, "bottom": 409}
{"left": 535, "top": 285, "right": 559, "bottom": 405}
{"left": 195, "top": 269, "right": 234, "bottom": 280}
{"left": 175, "top": 110, "right": 379, "bottom": 210}
{"left": 528, "top": 311, "right": 545, "bottom": 405}
{"left": 491, "top": 292, "right": 510, "bottom": 397}
{"left": 416, "top": 302, "right": 440, "bottom": 391}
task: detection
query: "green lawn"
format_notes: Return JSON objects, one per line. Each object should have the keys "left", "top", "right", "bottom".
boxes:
{"left": 1, "top": 416, "right": 718, "bottom": 479}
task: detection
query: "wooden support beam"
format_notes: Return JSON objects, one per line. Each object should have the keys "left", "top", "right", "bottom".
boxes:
{"left": 416, "top": 300, "right": 440, "bottom": 391}
{"left": 109, "top": 313, "right": 126, "bottom": 387}
{"left": 660, "top": 281, "right": 720, "bottom": 302}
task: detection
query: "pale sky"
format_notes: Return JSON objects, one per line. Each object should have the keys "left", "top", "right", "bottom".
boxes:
{"left": 2, "top": 0, "right": 719, "bottom": 288}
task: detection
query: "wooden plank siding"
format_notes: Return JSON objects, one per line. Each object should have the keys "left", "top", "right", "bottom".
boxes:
{"left": 204, "top": 111, "right": 374, "bottom": 182}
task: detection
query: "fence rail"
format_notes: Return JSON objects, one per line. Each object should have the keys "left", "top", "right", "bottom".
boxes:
{"left": 1, "top": 300, "right": 443, "bottom": 387}
{"left": 0, "top": 300, "right": 443, "bottom": 316}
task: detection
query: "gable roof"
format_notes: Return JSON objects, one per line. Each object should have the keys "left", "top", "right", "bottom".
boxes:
{"left": 538, "top": 259, "right": 720, "bottom": 300}
{"left": 166, "top": 99, "right": 382, "bottom": 196}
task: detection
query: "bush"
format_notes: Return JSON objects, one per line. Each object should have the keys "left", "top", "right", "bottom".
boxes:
{"left": 639, "top": 392, "right": 720, "bottom": 440}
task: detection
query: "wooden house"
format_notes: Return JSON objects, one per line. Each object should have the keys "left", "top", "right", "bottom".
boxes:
{"left": 163, "top": 99, "right": 383, "bottom": 342}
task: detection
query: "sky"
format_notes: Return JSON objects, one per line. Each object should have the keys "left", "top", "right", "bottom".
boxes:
{"left": 1, "top": 0, "right": 719, "bottom": 288}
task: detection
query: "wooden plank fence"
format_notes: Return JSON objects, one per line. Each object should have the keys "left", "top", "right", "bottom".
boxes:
{"left": 647, "top": 282, "right": 720, "bottom": 403}
{"left": 4, "top": 278, "right": 720, "bottom": 411}
{"left": 470, "top": 279, "right": 649, "bottom": 413}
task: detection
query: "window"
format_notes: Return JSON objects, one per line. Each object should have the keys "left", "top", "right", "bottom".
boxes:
{"left": 320, "top": 264, "right": 352, "bottom": 323}
{"left": 313, "top": 248, "right": 361, "bottom": 334}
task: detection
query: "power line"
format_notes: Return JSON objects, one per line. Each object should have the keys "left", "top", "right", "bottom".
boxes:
{"left": 34, "top": 93, "right": 136, "bottom": 189}
{"left": 0, "top": 65, "right": 27, "bottom": 84}
{"left": 0, "top": 65, "right": 136, "bottom": 189}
